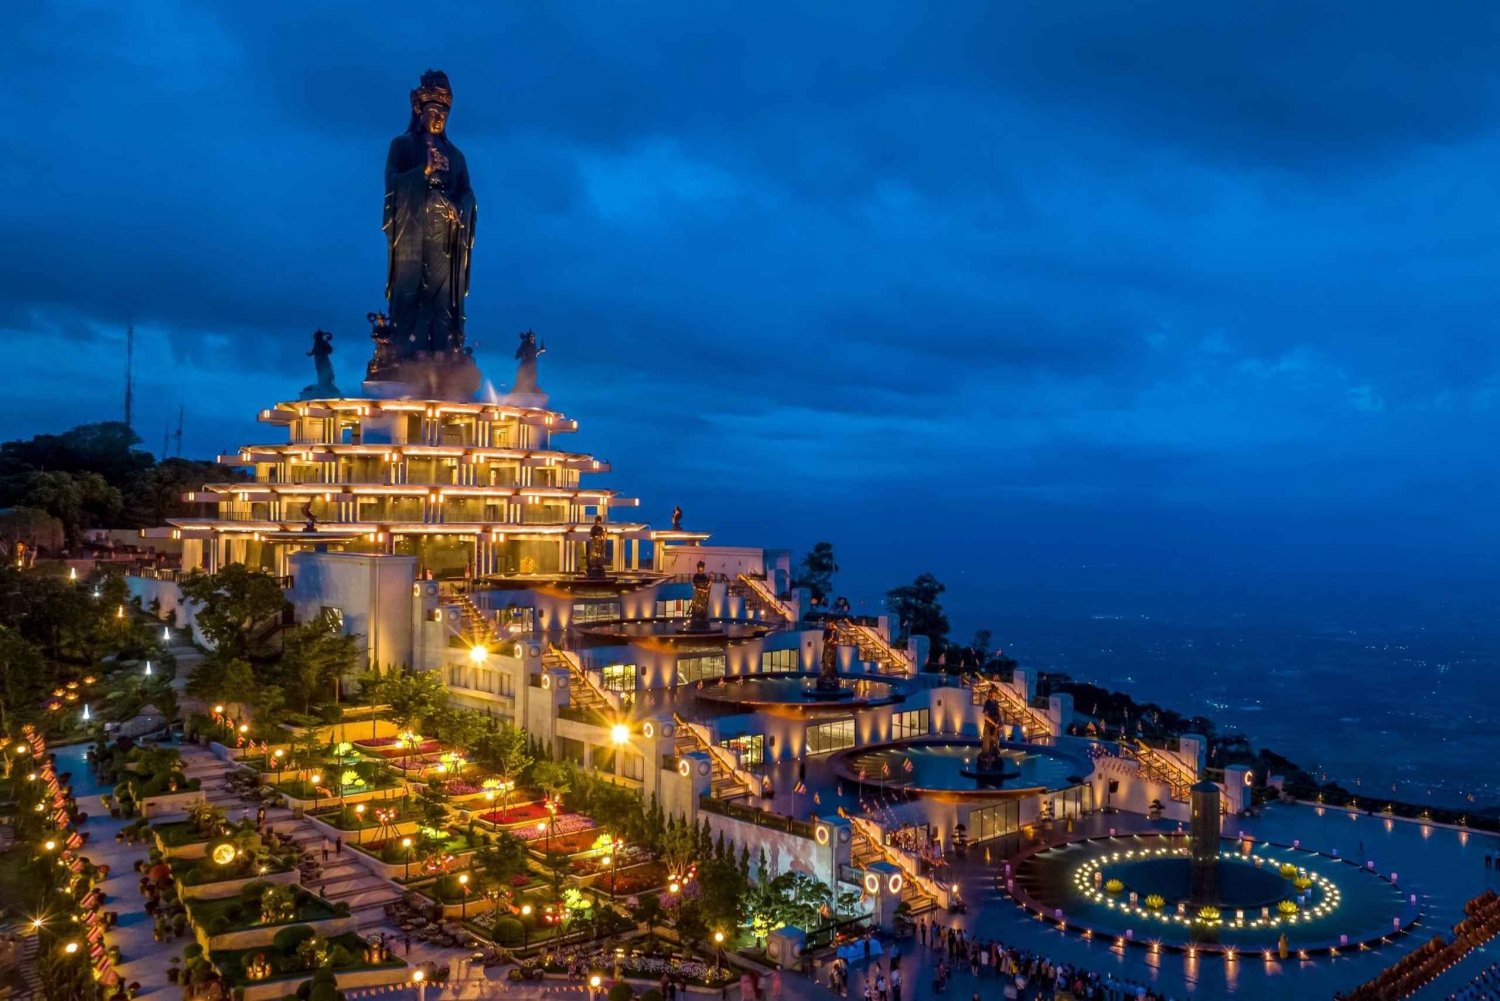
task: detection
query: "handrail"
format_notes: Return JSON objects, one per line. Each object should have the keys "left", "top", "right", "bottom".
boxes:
{"left": 963, "top": 675, "right": 1055, "bottom": 739}
{"left": 545, "top": 644, "right": 619, "bottom": 712}
{"left": 848, "top": 816, "right": 947, "bottom": 908}
{"left": 698, "top": 795, "right": 814, "bottom": 838}
{"left": 672, "top": 712, "right": 760, "bottom": 797}
{"left": 1124, "top": 740, "right": 1197, "bottom": 803}
{"left": 833, "top": 620, "right": 914, "bottom": 677}
{"left": 734, "top": 573, "right": 796, "bottom": 624}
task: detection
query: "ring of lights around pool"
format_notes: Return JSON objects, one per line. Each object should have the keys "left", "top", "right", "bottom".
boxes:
{"left": 693, "top": 673, "right": 904, "bottom": 713}
{"left": 831, "top": 737, "right": 1091, "bottom": 799}
{"left": 1009, "top": 833, "right": 1420, "bottom": 956}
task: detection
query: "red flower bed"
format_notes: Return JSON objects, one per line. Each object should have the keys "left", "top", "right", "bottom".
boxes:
{"left": 354, "top": 737, "right": 398, "bottom": 748}
{"left": 476, "top": 802, "right": 549, "bottom": 825}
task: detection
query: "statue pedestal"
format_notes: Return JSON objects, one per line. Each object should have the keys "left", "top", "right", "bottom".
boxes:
{"left": 365, "top": 352, "right": 482, "bottom": 402}
{"left": 501, "top": 390, "right": 550, "bottom": 409}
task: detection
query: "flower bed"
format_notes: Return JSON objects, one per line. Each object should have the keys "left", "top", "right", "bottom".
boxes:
{"left": 569, "top": 845, "right": 650, "bottom": 875}
{"left": 516, "top": 814, "right": 596, "bottom": 844}
{"left": 476, "top": 801, "right": 551, "bottom": 826}
{"left": 535, "top": 943, "right": 734, "bottom": 987}
{"left": 593, "top": 862, "right": 669, "bottom": 897}
{"left": 527, "top": 826, "right": 606, "bottom": 855}
{"left": 356, "top": 739, "right": 442, "bottom": 758}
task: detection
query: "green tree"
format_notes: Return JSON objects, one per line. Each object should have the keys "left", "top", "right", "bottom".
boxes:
{"left": 277, "top": 612, "right": 360, "bottom": 713}
{"left": 377, "top": 670, "right": 446, "bottom": 732}
{"left": 474, "top": 721, "right": 532, "bottom": 814}
{"left": 21, "top": 470, "right": 122, "bottom": 545}
{"left": 791, "top": 541, "right": 838, "bottom": 607}
{"left": 0, "top": 625, "right": 47, "bottom": 732}
{"left": 178, "top": 564, "right": 288, "bottom": 659}
{"left": 0, "top": 507, "right": 64, "bottom": 554}
{"left": 886, "top": 572, "right": 950, "bottom": 659}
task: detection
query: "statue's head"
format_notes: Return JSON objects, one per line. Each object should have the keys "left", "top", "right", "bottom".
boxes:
{"left": 409, "top": 69, "right": 453, "bottom": 135}
{"left": 521, "top": 330, "right": 536, "bottom": 345}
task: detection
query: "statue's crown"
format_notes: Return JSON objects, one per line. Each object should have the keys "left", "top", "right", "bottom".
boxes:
{"left": 411, "top": 69, "right": 453, "bottom": 111}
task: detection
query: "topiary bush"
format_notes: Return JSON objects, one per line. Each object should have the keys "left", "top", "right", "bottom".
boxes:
{"left": 272, "top": 924, "right": 318, "bottom": 954}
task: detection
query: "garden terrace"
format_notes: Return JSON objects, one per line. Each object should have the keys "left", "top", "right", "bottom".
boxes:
{"left": 352, "top": 737, "right": 444, "bottom": 759}
{"left": 353, "top": 828, "right": 479, "bottom": 868}
{"left": 514, "top": 813, "right": 596, "bottom": 844}
{"left": 185, "top": 885, "right": 345, "bottom": 937}
{"left": 311, "top": 800, "right": 420, "bottom": 832}
{"left": 272, "top": 774, "right": 402, "bottom": 800}
{"left": 170, "top": 849, "right": 296, "bottom": 888}
{"left": 523, "top": 824, "right": 606, "bottom": 856}
{"left": 210, "top": 930, "right": 404, "bottom": 988}
{"left": 591, "top": 861, "right": 669, "bottom": 897}
{"left": 473, "top": 800, "right": 553, "bottom": 827}
{"left": 533, "top": 939, "right": 737, "bottom": 988}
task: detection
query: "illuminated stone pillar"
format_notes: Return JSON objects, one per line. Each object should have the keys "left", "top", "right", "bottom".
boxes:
{"left": 1190, "top": 779, "right": 1221, "bottom": 906}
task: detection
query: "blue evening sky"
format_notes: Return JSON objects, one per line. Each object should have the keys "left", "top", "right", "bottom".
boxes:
{"left": 5, "top": 3, "right": 1500, "bottom": 634}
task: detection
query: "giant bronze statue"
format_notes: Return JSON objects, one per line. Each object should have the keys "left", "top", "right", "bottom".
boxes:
{"left": 370, "top": 70, "right": 480, "bottom": 398}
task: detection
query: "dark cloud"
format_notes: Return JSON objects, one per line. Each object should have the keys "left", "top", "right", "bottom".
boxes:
{"left": 2, "top": 2, "right": 1500, "bottom": 631}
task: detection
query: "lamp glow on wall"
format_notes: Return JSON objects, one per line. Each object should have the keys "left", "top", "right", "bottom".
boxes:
{"left": 144, "top": 660, "right": 152, "bottom": 677}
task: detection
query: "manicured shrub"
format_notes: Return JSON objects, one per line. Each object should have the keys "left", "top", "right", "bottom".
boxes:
{"left": 272, "top": 924, "right": 318, "bottom": 954}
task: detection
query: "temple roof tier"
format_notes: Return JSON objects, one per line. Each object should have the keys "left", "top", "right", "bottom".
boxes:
{"left": 220, "top": 444, "right": 610, "bottom": 472}
{"left": 147, "top": 519, "right": 656, "bottom": 539}
{"left": 184, "top": 484, "right": 639, "bottom": 505}
{"left": 260, "top": 398, "right": 578, "bottom": 432}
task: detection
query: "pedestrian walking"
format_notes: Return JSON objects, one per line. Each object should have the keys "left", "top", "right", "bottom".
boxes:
{"left": 335, "top": 836, "right": 342, "bottom": 855}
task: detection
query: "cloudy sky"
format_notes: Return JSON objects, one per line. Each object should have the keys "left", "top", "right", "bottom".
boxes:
{"left": 5, "top": 3, "right": 1500, "bottom": 632}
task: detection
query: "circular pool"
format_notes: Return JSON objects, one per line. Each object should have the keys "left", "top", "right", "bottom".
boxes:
{"left": 574, "top": 618, "right": 776, "bottom": 643}
{"left": 1010, "top": 833, "right": 1419, "bottom": 956}
{"left": 832, "top": 738, "right": 1089, "bottom": 798}
{"left": 694, "top": 673, "right": 904, "bottom": 712}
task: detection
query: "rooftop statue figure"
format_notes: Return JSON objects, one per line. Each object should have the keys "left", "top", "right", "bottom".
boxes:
{"left": 303, "top": 330, "right": 340, "bottom": 398}
{"left": 513, "top": 330, "right": 546, "bottom": 394}
{"left": 584, "top": 514, "right": 608, "bottom": 579}
{"left": 377, "top": 70, "right": 477, "bottom": 381}
{"left": 816, "top": 620, "right": 841, "bottom": 693}
{"left": 688, "top": 560, "right": 712, "bottom": 630}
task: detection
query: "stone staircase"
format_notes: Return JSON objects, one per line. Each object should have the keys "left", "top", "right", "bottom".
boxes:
{"left": 833, "top": 620, "right": 915, "bottom": 677}
{"left": 964, "top": 675, "right": 1056, "bottom": 740}
{"left": 455, "top": 594, "right": 497, "bottom": 645}
{"left": 730, "top": 574, "right": 795, "bottom": 626}
{"left": 849, "top": 821, "right": 939, "bottom": 916}
{"left": 543, "top": 645, "right": 612, "bottom": 717}
{"left": 1127, "top": 740, "right": 1198, "bottom": 803}
{"left": 670, "top": 715, "right": 750, "bottom": 801}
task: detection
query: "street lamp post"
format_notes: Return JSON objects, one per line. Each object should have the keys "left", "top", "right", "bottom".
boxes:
{"left": 520, "top": 903, "right": 532, "bottom": 949}
{"left": 412, "top": 968, "right": 426, "bottom": 1001}
{"left": 354, "top": 803, "right": 366, "bottom": 844}
{"left": 714, "top": 931, "right": 725, "bottom": 976}
{"left": 458, "top": 873, "right": 469, "bottom": 920}
{"left": 310, "top": 773, "right": 322, "bottom": 815}
{"left": 401, "top": 837, "right": 412, "bottom": 881}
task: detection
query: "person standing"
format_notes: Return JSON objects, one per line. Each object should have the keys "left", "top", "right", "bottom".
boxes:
{"left": 890, "top": 966, "right": 901, "bottom": 1001}
{"left": 918, "top": 918, "right": 927, "bottom": 948}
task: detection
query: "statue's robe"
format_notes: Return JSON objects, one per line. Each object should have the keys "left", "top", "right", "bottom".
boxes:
{"left": 384, "top": 130, "right": 477, "bottom": 355}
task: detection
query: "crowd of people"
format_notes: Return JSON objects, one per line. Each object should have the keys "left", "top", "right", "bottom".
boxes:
{"left": 1341, "top": 890, "right": 1500, "bottom": 1000}
{"left": 816, "top": 918, "right": 1178, "bottom": 1001}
